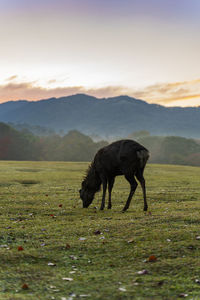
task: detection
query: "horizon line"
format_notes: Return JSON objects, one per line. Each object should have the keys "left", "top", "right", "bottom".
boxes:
{"left": 0, "top": 92, "right": 199, "bottom": 109}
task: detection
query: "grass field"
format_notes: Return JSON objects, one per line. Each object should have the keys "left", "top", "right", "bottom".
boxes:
{"left": 0, "top": 161, "right": 200, "bottom": 299}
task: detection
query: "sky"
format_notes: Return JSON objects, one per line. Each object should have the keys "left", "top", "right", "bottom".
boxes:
{"left": 0, "top": 0, "right": 200, "bottom": 107}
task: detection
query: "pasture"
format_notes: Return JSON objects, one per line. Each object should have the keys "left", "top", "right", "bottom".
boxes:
{"left": 0, "top": 161, "right": 200, "bottom": 299}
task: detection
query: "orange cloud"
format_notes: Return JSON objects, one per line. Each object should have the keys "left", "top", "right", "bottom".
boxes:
{"left": 0, "top": 78, "right": 200, "bottom": 107}
{"left": 155, "top": 93, "right": 200, "bottom": 103}
{"left": 131, "top": 79, "right": 200, "bottom": 106}
{"left": 6, "top": 75, "right": 18, "bottom": 81}
{"left": 0, "top": 82, "right": 84, "bottom": 102}
{"left": 147, "top": 78, "right": 200, "bottom": 90}
{"left": 0, "top": 81, "right": 127, "bottom": 102}
{"left": 47, "top": 79, "right": 58, "bottom": 84}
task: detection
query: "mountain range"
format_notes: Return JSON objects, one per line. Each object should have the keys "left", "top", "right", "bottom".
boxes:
{"left": 0, "top": 94, "right": 200, "bottom": 138}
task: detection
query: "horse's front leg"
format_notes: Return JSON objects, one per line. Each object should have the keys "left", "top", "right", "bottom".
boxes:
{"left": 108, "top": 177, "right": 115, "bottom": 209}
{"left": 100, "top": 178, "right": 107, "bottom": 210}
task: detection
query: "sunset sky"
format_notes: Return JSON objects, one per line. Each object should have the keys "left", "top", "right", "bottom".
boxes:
{"left": 0, "top": 0, "right": 200, "bottom": 106}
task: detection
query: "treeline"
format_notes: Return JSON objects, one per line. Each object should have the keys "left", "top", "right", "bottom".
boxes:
{"left": 0, "top": 123, "right": 107, "bottom": 161}
{"left": 1, "top": 122, "right": 200, "bottom": 166}
{"left": 139, "top": 136, "right": 200, "bottom": 166}
{"left": 128, "top": 131, "right": 200, "bottom": 166}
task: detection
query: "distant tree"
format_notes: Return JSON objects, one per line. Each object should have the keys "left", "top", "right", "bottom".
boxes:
{"left": 9, "top": 122, "right": 55, "bottom": 136}
{"left": 138, "top": 135, "right": 200, "bottom": 166}
{"left": 58, "top": 130, "right": 108, "bottom": 161}
{"left": 128, "top": 130, "right": 150, "bottom": 140}
{"left": 185, "top": 153, "right": 200, "bottom": 166}
{"left": 0, "top": 122, "right": 39, "bottom": 160}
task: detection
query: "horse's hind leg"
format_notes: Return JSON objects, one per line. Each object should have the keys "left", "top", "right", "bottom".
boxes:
{"left": 136, "top": 169, "right": 148, "bottom": 211}
{"left": 122, "top": 174, "right": 138, "bottom": 212}
{"left": 100, "top": 176, "right": 107, "bottom": 210}
{"left": 108, "top": 177, "right": 115, "bottom": 209}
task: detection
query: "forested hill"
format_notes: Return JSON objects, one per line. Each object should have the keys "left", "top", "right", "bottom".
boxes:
{"left": 1, "top": 122, "right": 200, "bottom": 166}
{"left": 0, "top": 94, "right": 200, "bottom": 138}
{"left": 0, "top": 122, "right": 107, "bottom": 161}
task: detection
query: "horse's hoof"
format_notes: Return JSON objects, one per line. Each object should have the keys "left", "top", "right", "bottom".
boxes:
{"left": 122, "top": 206, "right": 128, "bottom": 212}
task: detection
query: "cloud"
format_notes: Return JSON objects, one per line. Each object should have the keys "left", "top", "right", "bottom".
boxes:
{"left": 47, "top": 79, "right": 58, "bottom": 84}
{"left": 155, "top": 93, "right": 200, "bottom": 104}
{"left": 147, "top": 79, "right": 200, "bottom": 90}
{"left": 0, "top": 81, "right": 128, "bottom": 102}
{"left": 0, "top": 82, "right": 85, "bottom": 102}
{"left": 131, "top": 79, "right": 200, "bottom": 106}
{"left": 6, "top": 75, "right": 18, "bottom": 81}
{"left": 0, "top": 78, "right": 200, "bottom": 107}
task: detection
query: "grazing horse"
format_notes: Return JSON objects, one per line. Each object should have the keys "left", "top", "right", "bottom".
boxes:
{"left": 79, "top": 139, "right": 149, "bottom": 211}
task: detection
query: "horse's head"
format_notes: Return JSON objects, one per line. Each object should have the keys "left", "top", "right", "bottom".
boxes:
{"left": 79, "top": 183, "right": 94, "bottom": 208}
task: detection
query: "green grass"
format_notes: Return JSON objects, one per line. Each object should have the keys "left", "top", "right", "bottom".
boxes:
{"left": 0, "top": 161, "right": 200, "bottom": 299}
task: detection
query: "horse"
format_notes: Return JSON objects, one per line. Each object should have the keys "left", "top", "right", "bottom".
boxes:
{"left": 79, "top": 139, "right": 149, "bottom": 211}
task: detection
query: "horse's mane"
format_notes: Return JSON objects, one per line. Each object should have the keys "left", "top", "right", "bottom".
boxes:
{"left": 83, "top": 162, "right": 101, "bottom": 193}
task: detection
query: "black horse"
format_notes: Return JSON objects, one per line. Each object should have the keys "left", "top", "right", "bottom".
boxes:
{"left": 79, "top": 139, "right": 149, "bottom": 211}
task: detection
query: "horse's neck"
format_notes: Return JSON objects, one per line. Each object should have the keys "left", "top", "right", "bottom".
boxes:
{"left": 86, "top": 165, "right": 101, "bottom": 192}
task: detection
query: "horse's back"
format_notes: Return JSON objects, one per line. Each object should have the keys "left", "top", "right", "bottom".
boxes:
{"left": 94, "top": 140, "right": 149, "bottom": 176}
